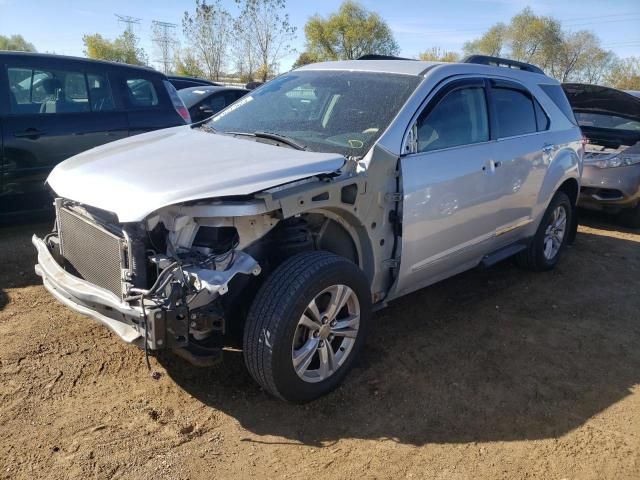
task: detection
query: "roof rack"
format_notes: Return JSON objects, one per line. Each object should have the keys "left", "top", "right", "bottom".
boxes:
{"left": 462, "top": 55, "right": 545, "bottom": 75}
{"left": 357, "top": 54, "right": 416, "bottom": 61}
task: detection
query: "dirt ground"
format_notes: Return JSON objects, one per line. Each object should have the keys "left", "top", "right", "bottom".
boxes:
{"left": 0, "top": 214, "right": 639, "bottom": 480}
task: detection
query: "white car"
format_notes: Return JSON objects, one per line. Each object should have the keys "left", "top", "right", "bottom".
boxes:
{"left": 33, "top": 56, "right": 583, "bottom": 402}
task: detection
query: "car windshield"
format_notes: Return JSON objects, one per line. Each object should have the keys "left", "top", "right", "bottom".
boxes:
{"left": 576, "top": 112, "right": 640, "bottom": 132}
{"left": 207, "top": 70, "right": 421, "bottom": 157}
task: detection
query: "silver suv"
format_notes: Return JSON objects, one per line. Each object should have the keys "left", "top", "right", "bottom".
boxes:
{"left": 33, "top": 56, "right": 583, "bottom": 402}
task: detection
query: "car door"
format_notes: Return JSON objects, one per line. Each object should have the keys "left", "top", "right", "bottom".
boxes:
{"left": 484, "top": 79, "right": 550, "bottom": 245}
{"left": 0, "top": 58, "right": 128, "bottom": 215}
{"left": 395, "top": 78, "right": 504, "bottom": 296}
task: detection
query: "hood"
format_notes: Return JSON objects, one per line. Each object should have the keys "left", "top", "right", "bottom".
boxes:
{"left": 562, "top": 83, "right": 640, "bottom": 122}
{"left": 47, "top": 126, "right": 345, "bottom": 222}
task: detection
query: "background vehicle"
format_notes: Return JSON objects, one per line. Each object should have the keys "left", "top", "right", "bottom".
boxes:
{"left": 33, "top": 56, "right": 582, "bottom": 402}
{"left": 563, "top": 83, "right": 640, "bottom": 227}
{"left": 166, "top": 75, "right": 220, "bottom": 90}
{"left": 178, "top": 86, "right": 249, "bottom": 123}
{"left": 0, "top": 52, "right": 190, "bottom": 220}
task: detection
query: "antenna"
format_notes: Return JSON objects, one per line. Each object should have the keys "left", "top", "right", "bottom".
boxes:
{"left": 151, "top": 20, "right": 178, "bottom": 74}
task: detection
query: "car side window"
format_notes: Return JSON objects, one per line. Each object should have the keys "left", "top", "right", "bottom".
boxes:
{"left": 416, "top": 86, "right": 489, "bottom": 153}
{"left": 492, "top": 87, "right": 537, "bottom": 138}
{"left": 126, "top": 78, "right": 159, "bottom": 107}
{"left": 8, "top": 66, "right": 93, "bottom": 114}
{"left": 207, "top": 93, "right": 226, "bottom": 112}
{"left": 87, "top": 73, "right": 115, "bottom": 112}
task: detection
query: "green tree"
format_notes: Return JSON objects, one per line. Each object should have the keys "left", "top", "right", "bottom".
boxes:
{"left": 83, "top": 31, "right": 147, "bottom": 65}
{"left": 174, "top": 48, "right": 206, "bottom": 78}
{"left": 462, "top": 24, "right": 506, "bottom": 57}
{"left": 606, "top": 57, "right": 640, "bottom": 90}
{"left": 183, "top": 0, "right": 232, "bottom": 81}
{"left": 304, "top": 1, "right": 399, "bottom": 61}
{"left": 0, "top": 34, "right": 36, "bottom": 52}
{"left": 418, "top": 47, "right": 460, "bottom": 63}
{"left": 235, "top": 0, "right": 297, "bottom": 82}
{"left": 291, "top": 51, "right": 321, "bottom": 69}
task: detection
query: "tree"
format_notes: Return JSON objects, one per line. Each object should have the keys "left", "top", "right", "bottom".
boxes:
{"left": 463, "top": 24, "right": 506, "bottom": 57}
{"left": 83, "top": 31, "right": 147, "bottom": 65}
{"left": 418, "top": 47, "right": 460, "bottom": 63}
{"left": 463, "top": 8, "right": 617, "bottom": 85}
{"left": 606, "top": 57, "right": 640, "bottom": 90}
{"left": 174, "top": 48, "right": 205, "bottom": 78}
{"left": 183, "top": 0, "right": 232, "bottom": 81}
{"left": 292, "top": 51, "right": 321, "bottom": 69}
{"left": 304, "top": 1, "right": 399, "bottom": 61}
{"left": 0, "top": 34, "right": 36, "bottom": 52}
{"left": 235, "top": 0, "right": 297, "bottom": 82}
{"left": 232, "top": 14, "right": 260, "bottom": 82}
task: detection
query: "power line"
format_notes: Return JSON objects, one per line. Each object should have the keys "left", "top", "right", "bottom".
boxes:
{"left": 115, "top": 14, "right": 142, "bottom": 34}
{"left": 151, "top": 20, "right": 178, "bottom": 74}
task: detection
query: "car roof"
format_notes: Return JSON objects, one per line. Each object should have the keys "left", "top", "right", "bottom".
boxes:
{"left": 179, "top": 86, "right": 248, "bottom": 94}
{"left": 296, "top": 58, "right": 554, "bottom": 84}
{"left": 0, "top": 51, "right": 161, "bottom": 75}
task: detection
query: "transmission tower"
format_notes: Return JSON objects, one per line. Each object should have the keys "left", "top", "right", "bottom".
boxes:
{"left": 115, "top": 14, "right": 142, "bottom": 34}
{"left": 152, "top": 20, "right": 178, "bottom": 74}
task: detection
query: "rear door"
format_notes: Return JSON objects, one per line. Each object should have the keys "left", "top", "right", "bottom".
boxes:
{"left": 0, "top": 57, "right": 128, "bottom": 215}
{"left": 485, "top": 79, "right": 549, "bottom": 244}
{"left": 395, "top": 78, "right": 503, "bottom": 295}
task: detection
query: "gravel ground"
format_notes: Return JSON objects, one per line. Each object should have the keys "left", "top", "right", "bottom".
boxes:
{"left": 0, "top": 214, "right": 639, "bottom": 479}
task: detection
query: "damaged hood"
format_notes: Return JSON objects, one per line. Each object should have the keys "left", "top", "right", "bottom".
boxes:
{"left": 47, "top": 126, "right": 345, "bottom": 222}
{"left": 562, "top": 83, "right": 640, "bottom": 122}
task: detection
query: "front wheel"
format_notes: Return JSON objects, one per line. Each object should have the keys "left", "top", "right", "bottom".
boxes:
{"left": 243, "top": 251, "right": 371, "bottom": 403}
{"left": 516, "top": 191, "right": 572, "bottom": 271}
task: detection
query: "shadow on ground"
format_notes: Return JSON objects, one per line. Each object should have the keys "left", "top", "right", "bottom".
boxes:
{"left": 160, "top": 226, "right": 640, "bottom": 446}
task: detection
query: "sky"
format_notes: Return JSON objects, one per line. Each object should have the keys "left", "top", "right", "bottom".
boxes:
{"left": 0, "top": 0, "right": 639, "bottom": 72}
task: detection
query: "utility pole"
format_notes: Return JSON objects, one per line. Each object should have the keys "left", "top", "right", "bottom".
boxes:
{"left": 115, "top": 14, "right": 142, "bottom": 34}
{"left": 152, "top": 20, "right": 178, "bottom": 74}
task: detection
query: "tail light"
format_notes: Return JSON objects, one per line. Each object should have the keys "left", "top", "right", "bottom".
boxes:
{"left": 163, "top": 80, "right": 191, "bottom": 124}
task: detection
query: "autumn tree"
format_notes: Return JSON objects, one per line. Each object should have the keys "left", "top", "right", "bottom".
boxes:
{"left": 606, "top": 57, "right": 640, "bottom": 90}
{"left": 174, "top": 48, "right": 206, "bottom": 78}
{"left": 303, "top": 1, "right": 399, "bottom": 61}
{"left": 0, "top": 34, "right": 36, "bottom": 52}
{"left": 418, "top": 47, "right": 460, "bottom": 62}
{"left": 83, "top": 31, "right": 147, "bottom": 65}
{"left": 235, "top": 0, "right": 296, "bottom": 82}
{"left": 292, "top": 51, "right": 321, "bottom": 69}
{"left": 462, "top": 24, "right": 506, "bottom": 57}
{"left": 182, "top": 0, "right": 232, "bottom": 81}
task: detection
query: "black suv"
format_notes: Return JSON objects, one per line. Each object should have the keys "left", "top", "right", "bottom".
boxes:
{"left": 0, "top": 52, "right": 190, "bottom": 220}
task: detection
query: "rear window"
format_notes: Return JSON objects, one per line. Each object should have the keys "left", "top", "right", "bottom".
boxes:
{"left": 7, "top": 67, "right": 114, "bottom": 114}
{"left": 126, "top": 78, "right": 158, "bottom": 107}
{"left": 540, "top": 84, "right": 578, "bottom": 125}
{"left": 492, "top": 87, "right": 537, "bottom": 138}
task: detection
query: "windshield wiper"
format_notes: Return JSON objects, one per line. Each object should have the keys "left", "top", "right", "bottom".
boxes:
{"left": 254, "top": 131, "right": 307, "bottom": 151}
{"left": 223, "top": 131, "right": 307, "bottom": 151}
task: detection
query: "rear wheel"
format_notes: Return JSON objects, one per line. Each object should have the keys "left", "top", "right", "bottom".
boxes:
{"left": 516, "top": 191, "right": 572, "bottom": 271}
{"left": 243, "top": 251, "right": 371, "bottom": 403}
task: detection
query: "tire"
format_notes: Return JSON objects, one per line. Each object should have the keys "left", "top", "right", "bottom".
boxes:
{"left": 618, "top": 204, "right": 640, "bottom": 229}
{"left": 243, "top": 251, "right": 371, "bottom": 403}
{"left": 516, "top": 191, "right": 572, "bottom": 271}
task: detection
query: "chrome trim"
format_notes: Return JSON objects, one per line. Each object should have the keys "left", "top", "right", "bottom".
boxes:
{"left": 495, "top": 217, "right": 534, "bottom": 236}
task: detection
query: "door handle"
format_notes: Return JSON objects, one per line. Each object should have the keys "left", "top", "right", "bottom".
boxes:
{"left": 542, "top": 144, "right": 555, "bottom": 155}
{"left": 14, "top": 128, "right": 45, "bottom": 139}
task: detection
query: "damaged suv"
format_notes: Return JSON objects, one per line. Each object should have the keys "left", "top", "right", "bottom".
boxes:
{"left": 33, "top": 56, "right": 583, "bottom": 402}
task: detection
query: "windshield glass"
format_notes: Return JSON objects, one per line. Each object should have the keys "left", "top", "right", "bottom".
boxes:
{"left": 576, "top": 112, "right": 640, "bottom": 132}
{"left": 208, "top": 70, "right": 421, "bottom": 157}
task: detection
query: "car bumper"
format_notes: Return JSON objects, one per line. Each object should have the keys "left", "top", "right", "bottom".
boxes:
{"left": 33, "top": 234, "right": 146, "bottom": 344}
{"left": 579, "top": 164, "right": 640, "bottom": 212}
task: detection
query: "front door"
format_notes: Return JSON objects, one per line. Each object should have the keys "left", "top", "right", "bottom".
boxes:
{"left": 0, "top": 59, "right": 128, "bottom": 215}
{"left": 395, "top": 79, "right": 503, "bottom": 296}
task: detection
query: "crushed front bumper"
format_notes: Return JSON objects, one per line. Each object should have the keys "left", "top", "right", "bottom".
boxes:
{"left": 33, "top": 234, "right": 145, "bottom": 343}
{"left": 33, "top": 234, "right": 260, "bottom": 365}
